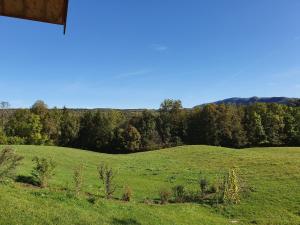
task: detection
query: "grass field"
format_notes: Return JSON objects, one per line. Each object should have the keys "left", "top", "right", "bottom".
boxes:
{"left": 0, "top": 145, "right": 299, "bottom": 225}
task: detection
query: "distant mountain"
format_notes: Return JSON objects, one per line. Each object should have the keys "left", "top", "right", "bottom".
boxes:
{"left": 203, "top": 97, "right": 300, "bottom": 106}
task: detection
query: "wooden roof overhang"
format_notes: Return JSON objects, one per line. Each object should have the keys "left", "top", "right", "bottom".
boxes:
{"left": 0, "top": 0, "right": 69, "bottom": 34}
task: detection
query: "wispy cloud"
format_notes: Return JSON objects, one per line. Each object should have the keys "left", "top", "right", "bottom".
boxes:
{"left": 114, "top": 69, "right": 151, "bottom": 79}
{"left": 151, "top": 44, "right": 168, "bottom": 52}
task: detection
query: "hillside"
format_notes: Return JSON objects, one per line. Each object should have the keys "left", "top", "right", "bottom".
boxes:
{"left": 207, "top": 97, "right": 299, "bottom": 106}
{"left": 0, "top": 145, "right": 299, "bottom": 225}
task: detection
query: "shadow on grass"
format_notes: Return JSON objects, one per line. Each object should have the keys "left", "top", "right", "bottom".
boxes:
{"left": 15, "top": 175, "right": 38, "bottom": 187}
{"left": 111, "top": 218, "right": 141, "bottom": 225}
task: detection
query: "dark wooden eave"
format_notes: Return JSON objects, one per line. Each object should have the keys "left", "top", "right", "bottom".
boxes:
{"left": 0, "top": 0, "right": 69, "bottom": 34}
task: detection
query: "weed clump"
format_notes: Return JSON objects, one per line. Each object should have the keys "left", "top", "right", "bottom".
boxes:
{"left": 159, "top": 188, "right": 171, "bottom": 204}
{"left": 98, "top": 163, "right": 116, "bottom": 199}
{"left": 32, "top": 157, "right": 56, "bottom": 188}
{"left": 122, "top": 186, "right": 133, "bottom": 202}
{"left": 0, "top": 147, "right": 23, "bottom": 182}
{"left": 73, "top": 164, "right": 84, "bottom": 197}
{"left": 223, "top": 168, "right": 240, "bottom": 204}
{"left": 172, "top": 185, "right": 185, "bottom": 203}
{"left": 199, "top": 178, "right": 209, "bottom": 197}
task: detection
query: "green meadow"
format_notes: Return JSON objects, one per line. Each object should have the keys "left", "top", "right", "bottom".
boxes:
{"left": 0, "top": 145, "right": 299, "bottom": 225}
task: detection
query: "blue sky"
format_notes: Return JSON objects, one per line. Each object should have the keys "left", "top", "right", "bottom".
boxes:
{"left": 1, "top": 0, "right": 300, "bottom": 109}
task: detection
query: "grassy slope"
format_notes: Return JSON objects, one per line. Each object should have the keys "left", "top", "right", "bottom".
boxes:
{"left": 0, "top": 145, "right": 299, "bottom": 225}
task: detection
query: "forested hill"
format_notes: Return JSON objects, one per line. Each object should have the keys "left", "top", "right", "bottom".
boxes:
{"left": 206, "top": 97, "right": 299, "bottom": 106}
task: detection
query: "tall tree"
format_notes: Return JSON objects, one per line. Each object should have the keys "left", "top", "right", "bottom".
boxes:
{"left": 198, "top": 104, "right": 220, "bottom": 146}
{"left": 130, "top": 110, "right": 161, "bottom": 150}
{"left": 263, "top": 104, "right": 285, "bottom": 146}
{"left": 77, "top": 110, "right": 124, "bottom": 151}
{"left": 59, "top": 107, "right": 79, "bottom": 146}
{"left": 157, "top": 99, "right": 187, "bottom": 146}
{"left": 216, "top": 104, "right": 247, "bottom": 148}
{"left": 5, "top": 109, "right": 46, "bottom": 144}
{"left": 31, "top": 100, "right": 48, "bottom": 118}
{"left": 0, "top": 101, "right": 10, "bottom": 128}
{"left": 121, "top": 125, "right": 142, "bottom": 152}
{"left": 187, "top": 107, "right": 203, "bottom": 145}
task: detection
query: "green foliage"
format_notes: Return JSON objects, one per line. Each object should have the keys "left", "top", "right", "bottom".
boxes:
{"left": 2, "top": 100, "right": 300, "bottom": 152}
{"left": 78, "top": 110, "right": 124, "bottom": 151}
{"left": 188, "top": 104, "right": 247, "bottom": 148}
{"left": 157, "top": 99, "right": 187, "bottom": 147}
{"left": 295, "top": 109, "right": 300, "bottom": 144}
{"left": 216, "top": 104, "right": 247, "bottom": 147}
{"left": 5, "top": 109, "right": 48, "bottom": 145}
{"left": 0, "top": 147, "right": 23, "bottom": 181}
{"left": 244, "top": 108, "right": 267, "bottom": 145}
{"left": 6, "top": 136, "right": 26, "bottom": 145}
{"left": 283, "top": 108, "right": 298, "bottom": 145}
{"left": 59, "top": 108, "right": 79, "bottom": 146}
{"left": 98, "top": 163, "right": 116, "bottom": 199}
{"left": 31, "top": 157, "right": 56, "bottom": 188}
{"left": 73, "top": 164, "right": 84, "bottom": 196}
{"left": 31, "top": 100, "right": 48, "bottom": 117}
{"left": 42, "top": 109, "right": 61, "bottom": 145}
{"left": 0, "top": 127, "right": 8, "bottom": 144}
{"left": 0, "top": 101, "right": 10, "bottom": 128}
{"left": 27, "top": 114, "right": 49, "bottom": 145}
{"left": 130, "top": 110, "right": 162, "bottom": 150}
{"left": 119, "top": 125, "right": 142, "bottom": 152}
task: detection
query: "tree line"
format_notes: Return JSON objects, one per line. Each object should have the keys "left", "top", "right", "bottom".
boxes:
{"left": 0, "top": 99, "right": 300, "bottom": 153}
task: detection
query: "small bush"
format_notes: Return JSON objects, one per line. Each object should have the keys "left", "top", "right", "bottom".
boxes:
{"left": 172, "top": 185, "right": 185, "bottom": 203}
{"left": 98, "top": 163, "right": 116, "bottom": 199}
{"left": 31, "top": 157, "right": 56, "bottom": 188}
{"left": 0, "top": 147, "right": 23, "bottom": 181}
{"left": 159, "top": 188, "right": 171, "bottom": 204}
{"left": 122, "top": 186, "right": 133, "bottom": 202}
{"left": 73, "top": 164, "right": 84, "bottom": 196}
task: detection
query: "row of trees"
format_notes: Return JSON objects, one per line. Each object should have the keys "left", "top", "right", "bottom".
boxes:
{"left": 0, "top": 100, "right": 300, "bottom": 152}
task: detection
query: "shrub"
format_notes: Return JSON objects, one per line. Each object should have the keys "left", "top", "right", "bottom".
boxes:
{"left": 31, "top": 157, "right": 56, "bottom": 188}
{"left": 73, "top": 164, "right": 84, "bottom": 196}
{"left": 7, "top": 136, "right": 26, "bottom": 145}
{"left": 159, "top": 188, "right": 171, "bottom": 204}
{"left": 0, "top": 147, "right": 23, "bottom": 181}
{"left": 122, "top": 186, "right": 133, "bottom": 202}
{"left": 172, "top": 185, "right": 185, "bottom": 203}
{"left": 223, "top": 168, "right": 240, "bottom": 204}
{"left": 98, "top": 163, "right": 116, "bottom": 199}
